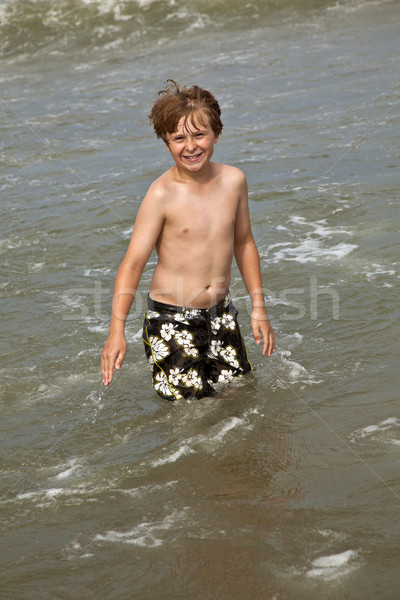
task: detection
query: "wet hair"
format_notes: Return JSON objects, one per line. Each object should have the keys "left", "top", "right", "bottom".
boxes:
{"left": 148, "top": 80, "right": 223, "bottom": 143}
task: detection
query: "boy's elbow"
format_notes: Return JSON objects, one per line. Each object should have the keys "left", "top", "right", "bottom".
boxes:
{"left": 118, "top": 257, "right": 144, "bottom": 280}
{"left": 235, "top": 243, "right": 260, "bottom": 272}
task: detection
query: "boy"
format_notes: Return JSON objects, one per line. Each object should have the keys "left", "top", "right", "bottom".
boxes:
{"left": 101, "top": 80, "right": 276, "bottom": 400}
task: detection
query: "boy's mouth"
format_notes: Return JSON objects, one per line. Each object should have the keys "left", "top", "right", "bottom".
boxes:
{"left": 183, "top": 152, "right": 203, "bottom": 162}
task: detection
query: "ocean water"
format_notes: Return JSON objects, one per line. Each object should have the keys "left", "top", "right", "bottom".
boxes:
{"left": 1, "top": 0, "right": 399, "bottom": 598}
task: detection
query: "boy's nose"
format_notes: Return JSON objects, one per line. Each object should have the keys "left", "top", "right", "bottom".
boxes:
{"left": 185, "top": 135, "right": 197, "bottom": 151}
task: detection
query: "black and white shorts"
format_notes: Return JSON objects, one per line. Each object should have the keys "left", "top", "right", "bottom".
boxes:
{"left": 142, "top": 292, "right": 252, "bottom": 400}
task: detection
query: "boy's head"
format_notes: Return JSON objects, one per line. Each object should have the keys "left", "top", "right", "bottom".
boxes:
{"left": 148, "top": 80, "right": 223, "bottom": 143}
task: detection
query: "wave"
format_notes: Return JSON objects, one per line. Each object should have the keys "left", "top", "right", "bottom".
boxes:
{"left": 0, "top": 0, "right": 385, "bottom": 59}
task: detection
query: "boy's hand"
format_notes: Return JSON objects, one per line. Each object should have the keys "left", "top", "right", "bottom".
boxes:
{"left": 250, "top": 308, "right": 276, "bottom": 357}
{"left": 101, "top": 333, "right": 127, "bottom": 386}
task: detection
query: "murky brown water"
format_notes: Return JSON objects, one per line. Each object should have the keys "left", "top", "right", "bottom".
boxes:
{"left": 1, "top": 0, "right": 399, "bottom": 597}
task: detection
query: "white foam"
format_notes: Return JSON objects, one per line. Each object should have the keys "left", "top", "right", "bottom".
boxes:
{"left": 151, "top": 415, "right": 249, "bottom": 469}
{"left": 185, "top": 16, "right": 208, "bottom": 33}
{"left": 14, "top": 488, "right": 67, "bottom": 506}
{"left": 10, "top": 481, "right": 107, "bottom": 508}
{"left": 326, "top": 0, "right": 391, "bottom": 14}
{"left": 381, "top": 418, "right": 398, "bottom": 426}
{"left": 318, "top": 529, "right": 346, "bottom": 541}
{"left": 54, "top": 459, "right": 81, "bottom": 480}
{"left": 151, "top": 443, "right": 194, "bottom": 467}
{"left": 267, "top": 216, "right": 357, "bottom": 264}
{"left": 213, "top": 417, "right": 244, "bottom": 441}
{"left": 83, "top": 267, "right": 111, "bottom": 277}
{"left": 270, "top": 239, "right": 357, "bottom": 264}
{"left": 363, "top": 263, "right": 397, "bottom": 282}
{"left": 96, "top": 527, "right": 162, "bottom": 547}
{"left": 122, "top": 227, "right": 133, "bottom": 238}
{"left": 16, "top": 491, "right": 40, "bottom": 501}
{"left": 136, "top": 0, "right": 163, "bottom": 7}
{"left": 274, "top": 353, "right": 320, "bottom": 387}
{"left": 280, "top": 358, "right": 312, "bottom": 385}
{"left": 312, "top": 550, "right": 356, "bottom": 568}
{"left": 117, "top": 481, "right": 178, "bottom": 498}
{"left": 307, "top": 549, "right": 358, "bottom": 581}
{"left": 95, "top": 509, "right": 186, "bottom": 548}
{"left": 351, "top": 417, "right": 400, "bottom": 445}
{"left": 279, "top": 332, "right": 304, "bottom": 350}
{"left": 27, "top": 262, "right": 45, "bottom": 272}
{"left": 87, "top": 324, "right": 108, "bottom": 333}
{"left": 43, "top": 488, "right": 66, "bottom": 499}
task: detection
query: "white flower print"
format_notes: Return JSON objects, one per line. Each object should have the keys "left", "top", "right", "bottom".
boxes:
{"left": 220, "top": 345, "right": 240, "bottom": 369}
{"left": 218, "top": 369, "right": 234, "bottom": 383}
{"left": 154, "top": 371, "right": 182, "bottom": 399}
{"left": 146, "top": 310, "right": 160, "bottom": 320}
{"left": 154, "top": 371, "right": 173, "bottom": 396}
{"left": 209, "top": 339, "right": 222, "bottom": 357}
{"left": 182, "top": 345, "right": 199, "bottom": 358}
{"left": 168, "top": 368, "right": 183, "bottom": 386}
{"left": 160, "top": 322, "right": 176, "bottom": 341}
{"left": 184, "top": 309, "right": 201, "bottom": 319}
{"left": 221, "top": 313, "right": 236, "bottom": 330}
{"left": 173, "top": 313, "right": 189, "bottom": 324}
{"left": 174, "top": 329, "right": 198, "bottom": 357}
{"left": 150, "top": 336, "right": 170, "bottom": 361}
{"left": 210, "top": 317, "right": 221, "bottom": 334}
{"left": 174, "top": 329, "right": 194, "bottom": 347}
{"left": 182, "top": 368, "right": 203, "bottom": 390}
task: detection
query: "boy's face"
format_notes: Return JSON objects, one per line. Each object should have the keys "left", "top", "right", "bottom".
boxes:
{"left": 165, "top": 113, "right": 218, "bottom": 174}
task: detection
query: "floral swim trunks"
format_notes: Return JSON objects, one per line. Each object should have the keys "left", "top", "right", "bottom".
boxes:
{"left": 142, "top": 292, "right": 252, "bottom": 400}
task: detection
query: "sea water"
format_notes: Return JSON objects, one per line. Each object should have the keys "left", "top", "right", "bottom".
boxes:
{"left": 1, "top": 0, "right": 399, "bottom": 598}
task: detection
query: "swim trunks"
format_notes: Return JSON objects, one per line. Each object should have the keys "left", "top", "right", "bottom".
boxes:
{"left": 142, "top": 292, "right": 252, "bottom": 400}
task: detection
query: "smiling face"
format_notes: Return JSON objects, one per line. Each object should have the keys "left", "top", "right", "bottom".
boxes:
{"left": 165, "top": 112, "right": 218, "bottom": 175}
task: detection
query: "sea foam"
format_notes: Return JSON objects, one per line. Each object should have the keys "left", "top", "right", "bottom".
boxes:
{"left": 95, "top": 509, "right": 187, "bottom": 548}
{"left": 266, "top": 216, "right": 357, "bottom": 264}
{"left": 350, "top": 417, "right": 400, "bottom": 446}
{"left": 307, "top": 549, "right": 358, "bottom": 580}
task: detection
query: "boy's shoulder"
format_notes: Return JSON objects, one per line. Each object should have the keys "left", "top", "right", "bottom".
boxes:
{"left": 214, "top": 163, "right": 247, "bottom": 189}
{"left": 144, "top": 168, "right": 174, "bottom": 198}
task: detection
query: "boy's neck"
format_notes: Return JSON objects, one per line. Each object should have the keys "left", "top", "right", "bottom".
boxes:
{"left": 172, "top": 162, "right": 215, "bottom": 186}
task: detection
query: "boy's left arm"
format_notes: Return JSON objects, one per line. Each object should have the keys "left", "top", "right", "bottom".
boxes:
{"left": 234, "top": 174, "right": 276, "bottom": 357}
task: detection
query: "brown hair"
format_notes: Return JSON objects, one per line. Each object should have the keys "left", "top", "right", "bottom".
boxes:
{"left": 148, "top": 80, "right": 223, "bottom": 143}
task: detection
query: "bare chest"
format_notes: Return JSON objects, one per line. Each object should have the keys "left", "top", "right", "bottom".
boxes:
{"left": 164, "top": 195, "right": 237, "bottom": 241}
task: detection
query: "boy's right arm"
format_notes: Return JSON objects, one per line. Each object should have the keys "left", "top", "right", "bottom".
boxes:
{"left": 101, "top": 184, "right": 165, "bottom": 386}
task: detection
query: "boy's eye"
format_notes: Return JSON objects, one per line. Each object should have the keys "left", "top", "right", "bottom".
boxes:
{"left": 170, "top": 131, "right": 207, "bottom": 144}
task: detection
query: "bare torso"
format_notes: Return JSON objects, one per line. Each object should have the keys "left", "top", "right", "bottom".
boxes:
{"left": 101, "top": 115, "right": 275, "bottom": 389}
{"left": 149, "top": 162, "right": 242, "bottom": 308}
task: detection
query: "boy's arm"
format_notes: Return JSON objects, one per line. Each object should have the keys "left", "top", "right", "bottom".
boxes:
{"left": 233, "top": 173, "right": 276, "bottom": 357}
{"left": 101, "top": 185, "right": 165, "bottom": 386}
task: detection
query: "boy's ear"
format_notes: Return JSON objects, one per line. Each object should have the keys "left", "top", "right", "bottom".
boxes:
{"left": 214, "top": 136, "right": 219, "bottom": 144}
{"left": 165, "top": 142, "right": 171, "bottom": 153}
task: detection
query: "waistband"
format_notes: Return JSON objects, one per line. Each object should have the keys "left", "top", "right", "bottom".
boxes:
{"left": 147, "top": 292, "right": 231, "bottom": 317}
